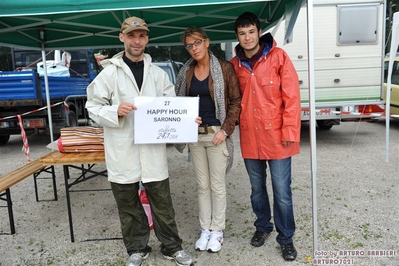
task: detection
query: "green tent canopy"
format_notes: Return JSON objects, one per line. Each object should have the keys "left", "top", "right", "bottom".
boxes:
{"left": 0, "top": 0, "right": 302, "bottom": 50}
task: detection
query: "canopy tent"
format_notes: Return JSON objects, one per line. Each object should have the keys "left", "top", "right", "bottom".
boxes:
{"left": 0, "top": 0, "right": 301, "bottom": 50}
{"left": 1, "top": 0, "right": 327, "bottom": 251}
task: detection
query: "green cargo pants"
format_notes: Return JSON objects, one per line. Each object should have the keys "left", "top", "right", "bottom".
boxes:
{"left": 111, "top": 178, "right": 183, "bottom": 256}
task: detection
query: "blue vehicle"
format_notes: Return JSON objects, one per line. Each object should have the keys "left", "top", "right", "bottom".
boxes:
{"left": 0, "top": 49, "right": 100, "bottom": 145}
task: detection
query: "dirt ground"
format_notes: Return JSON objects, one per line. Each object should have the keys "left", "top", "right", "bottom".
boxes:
{"left": 1, "top": 119, "right": 399, "bottom": 266}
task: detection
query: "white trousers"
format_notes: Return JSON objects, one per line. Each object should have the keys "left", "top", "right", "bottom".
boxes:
{"left": 188, "top": 129, "right": 229, "bottom": 231}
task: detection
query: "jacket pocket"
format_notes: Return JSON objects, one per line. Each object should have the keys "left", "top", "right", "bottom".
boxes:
{"left": 261, "top": 71, "right": 281, "bottom": 99}
{"left": 222, "top": 145, "right": 229, "bottom": 157}
{"left": 239, "top": 118, "right": 249, "bottom": 132}
{"left": 263, "top": 117, "right": 283, "bottom": 130}
{"left": 262, "top": 118, "right": 282, "bottom": 145}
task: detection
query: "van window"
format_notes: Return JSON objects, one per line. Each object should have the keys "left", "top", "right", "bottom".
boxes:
{"left": 158, "top": 66, "right": 173, "bottom": 83}
{"left": 337, "top": 4, "right": 379, "bottom": 45}
{"left": 384, "top": 60, "right": 399, "bottom": 85}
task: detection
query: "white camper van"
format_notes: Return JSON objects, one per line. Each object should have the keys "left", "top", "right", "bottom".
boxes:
{"left": 271, "top": 0, "right": 385, "bottom": 129}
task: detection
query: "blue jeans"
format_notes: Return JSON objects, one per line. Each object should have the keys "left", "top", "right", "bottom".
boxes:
{"left": 244, "top": 158, "right": 295, "bottom": 245}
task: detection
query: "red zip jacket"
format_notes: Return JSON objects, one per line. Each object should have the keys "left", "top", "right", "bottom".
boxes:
{"left": 231, "top": 33, "right": 301, "bottom": 160}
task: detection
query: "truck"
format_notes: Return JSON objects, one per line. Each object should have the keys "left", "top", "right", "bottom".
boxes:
{"left": 0, "top": 49, "right": 100, "bottom": 145}
{"left": 270, "top": 0, "right": 386, "bottom": 129}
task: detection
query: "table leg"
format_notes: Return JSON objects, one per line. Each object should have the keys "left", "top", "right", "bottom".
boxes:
{"left": 63, "top": 165, "right": 75, "bottom": 242}
{"left": 5, "top": 189, "right": 16, "bottom": 234}
{"left": 33, "top": 166, "right": 58, "bottom": 202}
{"left": 51, "top": 166, "right": 58, "bottom": 201}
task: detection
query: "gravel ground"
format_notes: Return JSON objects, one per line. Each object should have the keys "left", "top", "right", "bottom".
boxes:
{"left": 1, "top": 119, "right": 399, "bottom": 266}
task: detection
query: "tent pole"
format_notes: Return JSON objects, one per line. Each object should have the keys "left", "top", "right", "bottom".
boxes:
{"left": 306, "top": 0, "right": 318, "bottom": 253}
{"left": 41, "top": 46, "right": 55, "bottom": 143}
{"left": 385, "top": 12, "right": 399, "bottom": 162}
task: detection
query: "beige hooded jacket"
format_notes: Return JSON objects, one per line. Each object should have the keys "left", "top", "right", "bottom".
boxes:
{"left": 85, "top": 51, "right": 175, "bottom": 184}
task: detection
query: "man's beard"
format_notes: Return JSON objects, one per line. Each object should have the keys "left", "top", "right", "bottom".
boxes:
{"left": 126, "top": 46, "right": 144, "bottom": 59}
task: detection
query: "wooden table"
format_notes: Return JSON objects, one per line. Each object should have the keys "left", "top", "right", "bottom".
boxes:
{"left": 39, "top": 151, "right": 107, "bottom": 242}
{"left": 39, "top": 150, "right": 105, "bottom": 165}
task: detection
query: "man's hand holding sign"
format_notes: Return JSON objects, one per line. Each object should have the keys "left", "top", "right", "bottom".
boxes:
{"left": 117, "top": 102, "right": 137, "bottom": 116}
{"left": 133, "top": 96, "right": 200, "bottom": 144}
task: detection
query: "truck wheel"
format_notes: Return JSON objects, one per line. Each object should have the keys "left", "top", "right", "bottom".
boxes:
{"left": 317, "top": 120, "right": 333, "bottom": 130}
{"left": 0, "top": 135, "right": 10, "bottom": 145}
{"left": 68, "top": 111, "right": 78, "bottom": 127}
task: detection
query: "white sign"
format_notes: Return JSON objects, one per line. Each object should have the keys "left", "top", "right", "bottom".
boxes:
{"left": 134, "top": 96, "right": 199, "bottom": 144}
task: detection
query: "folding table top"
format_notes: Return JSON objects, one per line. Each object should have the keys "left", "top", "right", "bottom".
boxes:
{"left": 39, "top": 151, "right": 105, "bottom": 166}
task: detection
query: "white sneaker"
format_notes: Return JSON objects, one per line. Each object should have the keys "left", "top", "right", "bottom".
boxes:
{"left": 163, "top": 250, "right": 193, "bottom": 266}
{"left": 195, "top": 229, "right": 211, "bottom": 251}
{"left": 206, "top": 230, "right": 223, "bottom": 253}
{"left": 126, "top": 252, "right": 149, "bottom": 266}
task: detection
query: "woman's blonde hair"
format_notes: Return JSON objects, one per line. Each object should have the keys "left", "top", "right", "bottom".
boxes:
{"left": 181, "top": 27, "right": 209, "bottom": 45}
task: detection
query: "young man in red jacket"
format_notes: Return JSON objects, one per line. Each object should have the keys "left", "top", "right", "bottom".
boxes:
{"left": 231, "top": 12, "right": 301, "bottom": 261}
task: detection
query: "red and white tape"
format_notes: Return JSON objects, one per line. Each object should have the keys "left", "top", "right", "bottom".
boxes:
{"left": 0, "top": 101, "right": 68, "bottom": 121}
{"left": 17, "top": 115, "right": 31, "bottom": 162}
{"left": 0, "top": 101, "right": 69, "bottom": 161}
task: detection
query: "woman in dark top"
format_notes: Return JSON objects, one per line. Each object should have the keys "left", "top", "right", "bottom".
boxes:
{"left": 175, "top": 27, "right": 241, "bottom": 253}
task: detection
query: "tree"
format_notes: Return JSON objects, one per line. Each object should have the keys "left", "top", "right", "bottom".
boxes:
{"left": 0, "top": 43, "right": 226, "bottom": 72}
{"left": 0, "top": 47, "right": 12, "bottom": 71}
{"left": 385, "top": 0, "right": 399, "bottom": 53}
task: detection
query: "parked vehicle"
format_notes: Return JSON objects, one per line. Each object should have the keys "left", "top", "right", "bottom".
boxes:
{"left": 0, "top": 49, "right": 100, "bottom": 145}
{"left": 270, "top": 0, "right": 385, "bottom": 129}
{"left": 382, "top": 56, "right": 399, "bottom": 118}
{"left": 153, "top": 60, "right": 181, "bottom": 85}
{"left": 175, "top": 61, "right": 184, "bottom": 71}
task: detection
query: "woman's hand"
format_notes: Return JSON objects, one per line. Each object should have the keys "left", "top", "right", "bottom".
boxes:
{"left": 212, "top": 130, "right": 227, "bottom": 146}
{"left": 195, "top": 116, "right": 202, "bottom": 125}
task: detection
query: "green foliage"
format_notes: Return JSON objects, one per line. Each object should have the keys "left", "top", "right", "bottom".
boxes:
{"left": 386, "top": 0, "right": 399, "bottom": 52}
{"left": 0, "top": 47, "right": 12, "bottom": 71}
{"left": 0, "top": 44, "right": 225, "bottom": 72}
